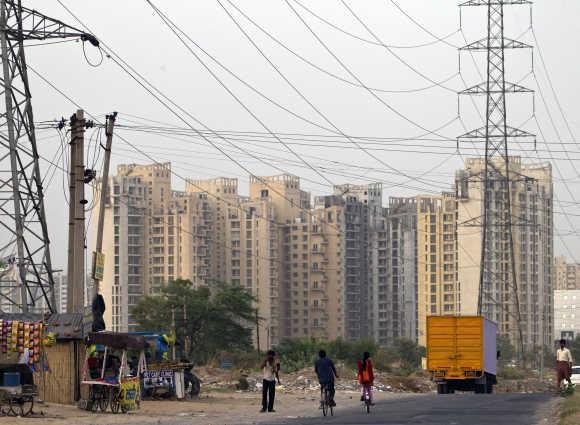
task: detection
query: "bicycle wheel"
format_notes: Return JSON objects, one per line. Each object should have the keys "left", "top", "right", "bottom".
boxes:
{"left": 366, "top": 399, "right": 370, "bottom": 414}
{"left": 322, "top": 399, "right": 327, "bottom": 417}
{"left": 9, "top": 396, "right": 34, "bottom": 417}
{"left": 98, "top": 387, "right": 109, "bottom": 412}
{"left": 109, "top": 389, "right": 121, "bottom": 414}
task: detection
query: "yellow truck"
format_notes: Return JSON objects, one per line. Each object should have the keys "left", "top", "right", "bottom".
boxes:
{"left": 427, "top": 316, "right": 497, "bottom": 394}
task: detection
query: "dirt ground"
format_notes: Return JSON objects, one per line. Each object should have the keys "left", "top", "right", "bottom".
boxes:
{"left": 0, "top": 389, "right": 419, "bottom": 425}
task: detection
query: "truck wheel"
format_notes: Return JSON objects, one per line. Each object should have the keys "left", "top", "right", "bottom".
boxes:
{"left": 475, "top": 384, "right": 485, "bottom": 394}
{"left": 437, "top": 384, "right": 448, "bottom": 394}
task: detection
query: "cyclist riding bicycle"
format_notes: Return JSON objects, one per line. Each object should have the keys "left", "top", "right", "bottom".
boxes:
{"left": 358, "top": 352, "right": 374, "bottom": 405}
{"left": 315, "top": 350, "right": 338, "bottom": 407}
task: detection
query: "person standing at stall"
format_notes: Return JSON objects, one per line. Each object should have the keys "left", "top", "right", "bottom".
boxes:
{"left": 260, "top": 350, "right": 280, "bottom": 413}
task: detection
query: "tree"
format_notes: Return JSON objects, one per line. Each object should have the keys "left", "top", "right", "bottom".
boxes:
{"left": 132, "top": 279, "right": 256, "bottom": 363}
{"left": 497, "top": 335, "right": 515, "bottom": 366}
{"left": 393, "top": 338, "right": 425, "bottom": 372}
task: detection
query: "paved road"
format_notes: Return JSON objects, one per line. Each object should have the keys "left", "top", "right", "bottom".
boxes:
{"left": 274, "top": 393, "right": 554, "bottom": 425}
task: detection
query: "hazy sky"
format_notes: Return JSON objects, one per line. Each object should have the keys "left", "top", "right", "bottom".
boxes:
{"left": 21, "top": 0, "right": 580, "bottom": 268}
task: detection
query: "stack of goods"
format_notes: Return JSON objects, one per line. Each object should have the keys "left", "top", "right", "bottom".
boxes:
{"left": 0, "top": 320, "right": 44, "bottom": 364}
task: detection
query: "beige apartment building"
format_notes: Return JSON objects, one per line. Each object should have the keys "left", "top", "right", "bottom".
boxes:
{"left": 555, "top": 256, "right": 580, "bottom": 290}
{"left": 416, "top": 193, "right": 459, "bottom": 346}
{"left": 455, "top": 157, "right": 553, "bottom": 349}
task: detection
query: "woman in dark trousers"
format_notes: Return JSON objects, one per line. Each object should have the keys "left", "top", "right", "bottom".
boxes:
{"left": 260, "top": 350, "right": 280, "bottom": 413}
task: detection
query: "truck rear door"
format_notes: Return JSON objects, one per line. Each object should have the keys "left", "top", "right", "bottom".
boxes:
{"left": 428, "top": 316, "right": 483, "bottom": 379}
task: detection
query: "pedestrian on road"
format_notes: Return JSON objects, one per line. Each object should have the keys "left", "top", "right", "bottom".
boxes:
{"left": 556, "top": 339, "right": 574, "bottom": 389}
{"left": 260, "top": 350, "right": 280, "bottom": 413}
{"left": 358, "top": 351, "right": 375, "bottom": 405}
{"left": 314, "top": 350, "right": 338, "bottom": 407}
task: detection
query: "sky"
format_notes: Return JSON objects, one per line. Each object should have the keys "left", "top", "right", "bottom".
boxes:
{"left": 18, "top": 0, "right": 580, "bottom": 269}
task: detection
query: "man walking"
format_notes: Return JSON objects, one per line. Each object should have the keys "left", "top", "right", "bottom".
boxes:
{"left": 315, "top": 350, "right": 338, "bottom": 407}
{"left": 556, "top": 339, "right": 574, "bottom": 389}
{"left": 260, "top": 350, "right": 280, "bottom": 413}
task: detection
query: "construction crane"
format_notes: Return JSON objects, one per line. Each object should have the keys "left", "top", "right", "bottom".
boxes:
{"left": 0, "top": 0, "right": 98, "bottom": 313}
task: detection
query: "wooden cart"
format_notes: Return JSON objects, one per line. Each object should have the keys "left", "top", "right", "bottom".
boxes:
{"left": 81, "top": 332, "right": 146, "bottom": 413}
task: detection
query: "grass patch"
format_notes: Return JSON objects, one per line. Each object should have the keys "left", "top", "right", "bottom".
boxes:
{"left": 559, "top": 391, "right": 580, "bottom": 425}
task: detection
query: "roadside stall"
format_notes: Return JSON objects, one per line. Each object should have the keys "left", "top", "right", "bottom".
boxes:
{"left": 0, "top": 317, "right": 45, "bottom": 417}
{"left": 133, "top": 332, "right": 198, "bottom": 400}
{"left": 80, "top": 332, "right": 147, "bottom": 413}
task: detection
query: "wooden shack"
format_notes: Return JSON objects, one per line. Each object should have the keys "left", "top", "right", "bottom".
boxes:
{"left": 0, "top": 311, "right": 90, "bottom": 405}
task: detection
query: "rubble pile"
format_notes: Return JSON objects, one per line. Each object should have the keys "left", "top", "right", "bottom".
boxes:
{"left": 193, "top": 366, "right": 435, "bottom": 394}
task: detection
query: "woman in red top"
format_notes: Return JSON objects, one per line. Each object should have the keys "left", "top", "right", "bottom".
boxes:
{"left": 357, "top": 351, "right": 374, "bottom": 404}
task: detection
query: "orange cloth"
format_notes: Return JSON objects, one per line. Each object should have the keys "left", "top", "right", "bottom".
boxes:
{"left": 357, "top": 359, "right": 374, "bottom": 385}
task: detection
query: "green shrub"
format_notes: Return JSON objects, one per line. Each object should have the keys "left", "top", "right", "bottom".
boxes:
{"left": 497, "top": 367, "right": 526, "bottom": 380}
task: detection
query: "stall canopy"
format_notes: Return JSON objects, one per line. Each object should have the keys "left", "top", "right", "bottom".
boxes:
{"left": 86, "top": 332, "right": 147, "bottom": 350}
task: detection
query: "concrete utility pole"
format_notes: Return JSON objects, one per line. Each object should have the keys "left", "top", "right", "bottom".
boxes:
{"left": 92, "top": 112, "right": 116, "bottom": 298}
{"left": 67, "top": 110, "right": 86, "bottom": 314}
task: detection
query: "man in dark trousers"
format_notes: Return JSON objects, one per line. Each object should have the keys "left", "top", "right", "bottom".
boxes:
{"left": 260, "top": 350, "right": 280, "bottom": 413}
{"left": 315, "top": 350, "right": 338, "bottom": 407}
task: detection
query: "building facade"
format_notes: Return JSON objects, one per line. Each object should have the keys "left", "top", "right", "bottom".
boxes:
{"left": 387, "top": 197, "right": 418, "bottom": 344}
{"left": 555, "top": 257, "right": 580, "bottom": 290}
{"left": 554, "top": 290, "right": 580, "bottom": 341}
{"left": 416, "top": 193, "right": 459, "bottom": 346}
{"left": 455, "top": 157, "right": 553, "bottom": 349}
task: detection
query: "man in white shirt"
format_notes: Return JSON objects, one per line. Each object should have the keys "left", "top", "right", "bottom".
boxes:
{"left": 556, "top": 339, "right": 574, "bottom": 388}
{"left": 260, "top": 350, "right": 280, "bottom": 413}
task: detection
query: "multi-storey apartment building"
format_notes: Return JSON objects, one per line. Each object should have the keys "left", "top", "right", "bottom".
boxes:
{"left": 455, "top": 157, "right": 553, "bottom": 349}
{"left": 555, "top": 256, "right": 580, "bottom": 290}
{"left": 416, "top": 193, "right": 459, "bottom": 346}
{"left": 386, "top": 197, "right": 418, "bottom": 344}
{"left": 333, "top": 184, "right": 383, "bottom": 340}
{"left": 554, "top": 290, "right": 580, "bottom": 340}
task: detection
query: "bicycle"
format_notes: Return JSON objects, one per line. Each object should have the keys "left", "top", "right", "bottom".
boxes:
{"left": 319, "top": 383, "right": 334, "bottom": 417}
{"left": 361, "top": 384, "right": 372, "bottom": 414}
{"left": 559, "top": 381, "right": 576, "bottom": 397}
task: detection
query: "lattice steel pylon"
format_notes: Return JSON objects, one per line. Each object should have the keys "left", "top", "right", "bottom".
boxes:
{"left": 0, "top": 0, "right": 97, "bottom": 313}
{"left": 458, "top": 0, "right": 534, "bottom": 359}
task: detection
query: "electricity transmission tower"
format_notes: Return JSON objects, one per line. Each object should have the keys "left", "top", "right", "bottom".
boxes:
{"left": 0, "top": 0, "right": 97, "bottom": 313}
{"left": 458, "top": 0, "right": 534, "bottom": 359}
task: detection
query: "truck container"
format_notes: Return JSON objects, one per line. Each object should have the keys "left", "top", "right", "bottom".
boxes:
{"left": 427, "top": 316, "right": 497, "bottom": 394}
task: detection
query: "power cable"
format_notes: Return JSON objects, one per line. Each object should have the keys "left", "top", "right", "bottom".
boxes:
{"left": 222, "top": 0, "right": 461, "bottom": 94}
{"left": 293, "top": 0, "right": 460, "bottom": 49}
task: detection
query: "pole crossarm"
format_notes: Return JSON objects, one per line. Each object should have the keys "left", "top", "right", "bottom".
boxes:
{"left": 460, "top": 38, "right": 532, "bottom": 50}
{"left": 459, "top": 1, "right": 532, "bottom": 7}
{"left": 3, "top": 2, "right": 98, "bottom": 44}
{"left": 457, "top": 125, "right": 535, "bottom": 140}
{"left": 459, "top": 81, "right": 533, "bottom": 95}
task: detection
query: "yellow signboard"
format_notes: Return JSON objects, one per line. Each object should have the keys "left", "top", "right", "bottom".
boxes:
{"left": 91, "top": 252, "right": 105, "bottom": 281}
{"left": 120, "top": 377, "right": 140, "bottom": 411}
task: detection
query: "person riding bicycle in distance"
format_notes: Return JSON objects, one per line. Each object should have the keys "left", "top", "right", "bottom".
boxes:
{"left": 358, "top": 351, "right": 375, "bottom": 405}
{"left": 315, "top": 350, "right": 338, "bottom": 407}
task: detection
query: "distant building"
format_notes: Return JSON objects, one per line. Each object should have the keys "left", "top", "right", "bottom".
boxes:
{"left": 554, "top": 290, "right": 580, "bottom": 341}
{"left": 54, "top": 272, "right": 68, "bottom": 314}
{"left": 555, "top": 256, "right": 580, "bottom": 290}
{"left": 385, "top": 197, "right": 418, "bottom": 344}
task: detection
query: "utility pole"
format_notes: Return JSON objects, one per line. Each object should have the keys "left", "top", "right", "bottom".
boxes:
{"left": 92, "top": 112, "right": 117, "bottom": 298}
{"left": 255, "top": 309, "right": 260, "bottom": 359}
{"left": 67, "top": 110, "right": 86, "bottom": 314}
{"left": 0, "top": 0, "right": 98, "bottom": 313}
{"left": 458, "top": 0, "right": 534, "bottom": 364}
{"left": 171, "top": 307, "right": 176, "bottom": 361}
